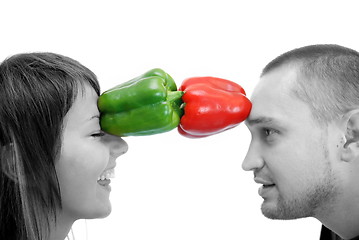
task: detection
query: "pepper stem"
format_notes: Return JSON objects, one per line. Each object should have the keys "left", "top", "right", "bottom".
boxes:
{"left": 167, "top": 90, "right": 184, "bottom": 102}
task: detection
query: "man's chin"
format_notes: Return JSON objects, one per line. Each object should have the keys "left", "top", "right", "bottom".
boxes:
{"left": 262, "top": 208, "right": 297, "bottom": 220}
{"left": 261, "top": 205, "right": 285, "bottom": 220}
{"left": 261, "top": 199, "right": 309, "bottom": 220}
{"left": 261, "top": 200, "right": 281, "bottom": 219}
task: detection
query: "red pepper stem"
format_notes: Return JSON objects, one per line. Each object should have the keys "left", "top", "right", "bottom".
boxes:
{"left": 167, "top": 91, "right": 184, "bottom": 102}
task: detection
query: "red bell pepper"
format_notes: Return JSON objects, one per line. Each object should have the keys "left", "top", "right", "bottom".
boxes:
{"left": 178, "top": 77, "right": 252, "bottom": 138}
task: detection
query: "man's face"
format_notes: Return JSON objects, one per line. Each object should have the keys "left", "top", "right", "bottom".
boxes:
{"left": 242, "top": 66, "right": 340, "bottom": 220}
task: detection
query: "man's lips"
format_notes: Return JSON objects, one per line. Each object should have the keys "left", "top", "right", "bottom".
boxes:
{"left": 254, "top": 177, "right": 276, "bottom": 197}
{"left": 254, "top": 177, "right": 275, "bottom": 186}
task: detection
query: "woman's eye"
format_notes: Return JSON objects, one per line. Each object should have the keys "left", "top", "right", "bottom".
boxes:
{"left": 91, "top": 131, "right": 106, "bottom": 138}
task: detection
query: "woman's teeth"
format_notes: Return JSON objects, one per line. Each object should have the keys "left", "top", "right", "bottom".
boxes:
{"left": 98, "top": 168, "right": 115, "bottom": 181}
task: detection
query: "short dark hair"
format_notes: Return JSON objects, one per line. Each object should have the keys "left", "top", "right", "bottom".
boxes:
{"left": 261, "top": 44, "right": 359, "bottom": 123}
{"left": 0, "top": 52, "right": 100, "bottom": 239}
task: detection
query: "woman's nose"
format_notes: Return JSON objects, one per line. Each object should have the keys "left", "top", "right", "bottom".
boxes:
{"left": 241, "top": 141, "right": 264, "bottom": 172}
{"left": 104, "top": 134, "right": 129, "bottom": 158}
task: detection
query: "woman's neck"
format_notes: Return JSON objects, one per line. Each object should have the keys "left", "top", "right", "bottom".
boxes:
{"left": 48, "top": 212, "right": 75, "bottom": 240}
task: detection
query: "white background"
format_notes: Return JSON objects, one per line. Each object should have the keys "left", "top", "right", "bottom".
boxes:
{"left": 1, "top": 1, "right": 358, "bottom": 239}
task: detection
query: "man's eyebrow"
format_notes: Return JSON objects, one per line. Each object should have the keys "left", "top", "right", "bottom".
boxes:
{"left": 245, "top": 116, "right": 275, "bottom": 126}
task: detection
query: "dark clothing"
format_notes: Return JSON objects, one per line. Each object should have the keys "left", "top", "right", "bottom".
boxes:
{"left": 320, "top": 225, "right": 359, "bottom": 240}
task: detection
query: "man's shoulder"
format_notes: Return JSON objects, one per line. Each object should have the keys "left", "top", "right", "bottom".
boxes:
{"left": 320, "top": 225, "right": 359, "bottom": 240}
{"left": 320, "top": 225, "right": 340, "bottom": 240}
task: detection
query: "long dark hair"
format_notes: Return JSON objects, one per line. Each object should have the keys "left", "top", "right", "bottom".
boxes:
{"left": 0, "top": 52, "right": 100, "bottom": 240}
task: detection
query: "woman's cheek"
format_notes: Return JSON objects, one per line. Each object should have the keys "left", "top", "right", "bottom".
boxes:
{"left": 86, "top": 141, "right": 111, "bottom": 173}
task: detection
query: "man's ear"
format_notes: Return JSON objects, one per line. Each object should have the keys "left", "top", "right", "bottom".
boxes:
{"left": 341, "top": 110, "right": 359, "bottom": 162}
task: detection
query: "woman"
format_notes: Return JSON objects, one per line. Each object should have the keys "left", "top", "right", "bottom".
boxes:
{"left": 0, "top": 52, "right": 128, "bottom": 240}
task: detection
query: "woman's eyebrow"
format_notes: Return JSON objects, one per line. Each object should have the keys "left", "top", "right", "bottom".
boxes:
{"left": 88, "top": 115, "right": 100, "bottom": 121}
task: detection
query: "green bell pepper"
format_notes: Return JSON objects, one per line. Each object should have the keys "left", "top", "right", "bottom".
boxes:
{"left": 98, "top": 68, "right": 184, "bottom": 136}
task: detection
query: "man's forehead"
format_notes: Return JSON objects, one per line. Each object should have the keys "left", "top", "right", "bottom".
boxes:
{"left": 252, "top": 66, "right": 298, "bottom": 98}
{"left": 247, "top": 66, "right": 310, "bottom": 126}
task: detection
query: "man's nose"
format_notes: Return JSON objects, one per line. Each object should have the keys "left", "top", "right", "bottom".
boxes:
{"left": 241, "top": 141, "right": 264, "bottom": 171}
{"left": 104, "top": 134, "right": 129, "bottom": 158}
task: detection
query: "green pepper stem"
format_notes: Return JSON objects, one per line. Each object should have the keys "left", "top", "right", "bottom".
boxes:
{"left": 167, "top": 91, "right": 184, "bottom": 102}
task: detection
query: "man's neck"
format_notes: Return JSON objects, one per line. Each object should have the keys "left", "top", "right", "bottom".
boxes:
{"left": 317, "top": 197, "right": 359, "bottom": 239}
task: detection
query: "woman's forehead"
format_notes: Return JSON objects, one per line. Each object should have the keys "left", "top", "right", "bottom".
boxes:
{"left": 63, "top": 85, "right": 99, "bottom": 127}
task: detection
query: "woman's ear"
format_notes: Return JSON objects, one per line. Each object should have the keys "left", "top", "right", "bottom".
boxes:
{"left": 341, "top": 110, "right": 359, "bottom": 162}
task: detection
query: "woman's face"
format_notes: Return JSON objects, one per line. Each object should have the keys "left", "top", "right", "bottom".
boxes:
{"left": 55, "top": 84, "right": 128, "bottom": 220}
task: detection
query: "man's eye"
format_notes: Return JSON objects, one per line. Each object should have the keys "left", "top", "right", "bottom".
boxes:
{"left": 263, "top": 128, "right": 277, "bottom": 137}
{"left": 91, "top": 131, "right": 106, "bottom": 138}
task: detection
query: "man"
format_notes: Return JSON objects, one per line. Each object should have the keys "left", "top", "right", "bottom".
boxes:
{"left": 242, "top": 44, "right": 359, "bottom": 240}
